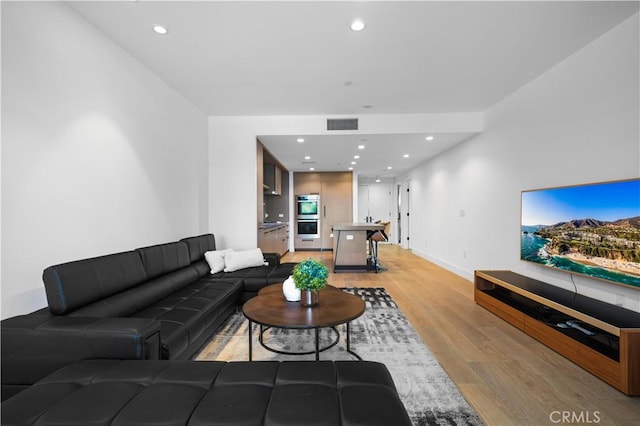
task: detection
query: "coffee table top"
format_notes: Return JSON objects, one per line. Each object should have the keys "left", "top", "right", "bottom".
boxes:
{"left": 242, "top": 284, "right": 365, "bottom": 329}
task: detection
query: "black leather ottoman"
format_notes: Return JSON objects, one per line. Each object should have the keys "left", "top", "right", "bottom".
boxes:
{"left": 1, "top": 360, "right": 412, "bottom": 426}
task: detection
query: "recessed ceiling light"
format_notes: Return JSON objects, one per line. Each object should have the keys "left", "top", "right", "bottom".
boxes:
{"left": 351, "top": 161, "right": 357, "bottom": 165}
{"left": 304, "top": 156, "right": 311, "bottom": 160}
{"left": 350, "top": 19, "right": 365, "bottom": 31}
{"left": 354, "top": 155, "right": 360, "bottom": 159}
{"left": 358, "top": 145, "right": 365, "bottom": 150}
{"left": 403, "top": 154, "right": 410, "bottom": 158}
{"left": 297, "top": 138, "right": 305, "bottom": 143}
{"left": 309, "top": 167, "right": 315, "bottom": 171}
{"left": 348, "top": 167, "right": 354, "bottom": 171}
{"left": 152, "top": 25, "right": 168, "bottom": 35}
{"left": 426, "top": 135, "right": 435, "bottom": 141}
{"left": 375, "top": 179, "right": 381, "bottom": 183}
{"left": 387, "top": 166, "right": 393, "bottom": 170}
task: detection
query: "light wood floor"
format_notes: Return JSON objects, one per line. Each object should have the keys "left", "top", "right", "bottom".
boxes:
{"left": 282, "top": 245, "right": 640, "bottom": 426}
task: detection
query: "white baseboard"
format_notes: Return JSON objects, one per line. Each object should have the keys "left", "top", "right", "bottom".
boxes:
{"left": 410, "top": 248, "right": 474, "bottom": 282}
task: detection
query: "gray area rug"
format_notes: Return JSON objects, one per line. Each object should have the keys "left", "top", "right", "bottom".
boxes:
{"left": 196, "top": 287, "right": 483, "bottom": 426}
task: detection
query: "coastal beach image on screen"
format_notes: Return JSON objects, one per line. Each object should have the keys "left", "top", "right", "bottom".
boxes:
{"left": 521, "top": 179, "right": 640, "bottom": 289}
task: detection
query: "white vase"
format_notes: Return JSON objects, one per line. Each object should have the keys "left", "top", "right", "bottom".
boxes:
{"left": 282, "top": 276, "right": 300, "bottom": 302}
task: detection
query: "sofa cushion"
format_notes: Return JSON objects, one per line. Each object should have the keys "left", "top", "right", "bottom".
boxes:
{"left": 1, "top": 360, "right": 412, "bottom": 426}
{"left": 137, "top": 242, "right": 190, "bottom": 280}
{"left": 131, "top": 279, "right": 242, "bottom": 359}
{"left": 43, "top": 251, "right": 147, "bottom": 315}
{"left": 68, "top": 267, "right": 200, "bottom": 318}
{"left": 210, "top": 264, "right": 271, "bottom": 292}
{"left": 223, "top": 248, "right": 265, "bottom": 272}
{"left": 189, "top": 259, "right": 213, "bottom": 279}
{"left": 204, "top": 249, "right": 233, "bottom": 274}
{"left": 267, "top": 262, "right": 297, "bottom": 282}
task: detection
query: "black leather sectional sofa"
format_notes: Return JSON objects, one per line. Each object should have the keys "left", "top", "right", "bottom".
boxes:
{"left": 1, "top": 359, "right": 412, "bottom": 426}
{"left": 1, "top": 233, "right": 413, "bottom": 425}
{"left": 1, "top": 234, "right": 296, "bottom": 400}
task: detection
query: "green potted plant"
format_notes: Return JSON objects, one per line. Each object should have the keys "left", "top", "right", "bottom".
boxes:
{"left": 292, "top": 258, "right": 328, "bottom": 307}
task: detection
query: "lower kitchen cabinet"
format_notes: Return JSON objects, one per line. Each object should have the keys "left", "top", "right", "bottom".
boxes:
{"left": 258, "top": 224, "right": 289, "bottom": 256}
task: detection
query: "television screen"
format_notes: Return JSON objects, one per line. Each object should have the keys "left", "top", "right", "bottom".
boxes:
{"left": 521, "top": 178, "right": 640, "bottom": 289}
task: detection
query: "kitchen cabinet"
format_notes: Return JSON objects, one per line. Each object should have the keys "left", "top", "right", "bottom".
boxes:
{"left": 293, "top": 172, "right": 321, "bottom": 195}
{"left": 258, "top": 141, "right": 289, "bottom": 228}
{"left": 263, "top": 164, "right": 282, "bottom": 195}
{"left": 320, "top": 180, "right": 352, "bottom": 249}
{"left": 258, "top": 223, "right": 289, "bottom": 256}
{"left": 293, "top": 172, "right": 352, "bottom": 251}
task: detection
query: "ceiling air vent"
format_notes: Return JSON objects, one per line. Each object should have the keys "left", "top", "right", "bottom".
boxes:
{"left": 327, "top": 118, "right": 358, "bottom": 131}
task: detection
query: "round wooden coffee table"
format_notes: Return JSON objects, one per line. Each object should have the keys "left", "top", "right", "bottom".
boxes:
{"left": 242, "top": 284, "right": 365, "bottom": 360}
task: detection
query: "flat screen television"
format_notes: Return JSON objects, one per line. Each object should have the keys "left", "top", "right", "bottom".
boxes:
{"left": 521, "top": 178, "right": 640, "bottom": 289}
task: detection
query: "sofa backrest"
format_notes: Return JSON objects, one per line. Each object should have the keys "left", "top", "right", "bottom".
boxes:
{"left": 68, "top": 267, "right": 200, "bottom": 318}
{"left": 136, "top": 241, "right": 191, "bottom": 280}
{"left": 180, "top": 234, "right": 216, "bottom": 263}
{"left": 43, "top": 251, "right": 147, "bottom": 315}
{"left": 67, "top": 241, "right": 198, "bottom": 318}
{"left": 42, "top": 235, "right": 216, "bottom": 316}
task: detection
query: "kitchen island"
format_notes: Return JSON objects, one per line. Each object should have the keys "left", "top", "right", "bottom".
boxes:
{"left": 332, "top": 223, "right": 385, "bottom": 272}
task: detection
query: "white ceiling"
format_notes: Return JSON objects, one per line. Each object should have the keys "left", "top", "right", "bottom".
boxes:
{"left": 258, "top": 132, "right": 477, "bottom": 178}
{"left": 68, "top": 1, "right": 639, "bottom": 178}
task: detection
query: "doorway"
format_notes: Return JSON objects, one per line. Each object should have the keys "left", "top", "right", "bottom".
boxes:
{"left": 358, "top": 183, "right": 393, "bottom": 223}
{"left": 397, "top": 180, "right": 411, "bottom": 249}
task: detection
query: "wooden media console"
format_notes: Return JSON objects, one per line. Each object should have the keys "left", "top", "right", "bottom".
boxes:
{"left": 474, "top": 270, "right": 640, "bottom": 396}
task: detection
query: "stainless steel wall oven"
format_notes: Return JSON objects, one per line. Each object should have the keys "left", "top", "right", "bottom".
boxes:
{"left": 297, "top": 219, "right": 319, "bottom": 239}
{"left": 296, "top": 194, "right": 320, "bottom": 238}
{"left": 296, "top": 194, "right": 320, "bottom": 218}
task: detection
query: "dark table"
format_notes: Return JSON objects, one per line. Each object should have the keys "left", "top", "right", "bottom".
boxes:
{"left": 242, "top": 285, "right": 365, "bottom": 360}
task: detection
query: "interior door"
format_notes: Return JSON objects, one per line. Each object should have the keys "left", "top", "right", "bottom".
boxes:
{"left": 400, "top": 180, "right": 411, "bottom": 249}
{"left": 358, "top": 184, "right": 370, "bottom": 222}
{"left": 359, "top": 184, "right": 393, "bottom": 223}
{"left": 397, "top": 184, "right": 402, "bottom": 244}
{"left": 367, "top": 184, "right": 393, "bottom": 224}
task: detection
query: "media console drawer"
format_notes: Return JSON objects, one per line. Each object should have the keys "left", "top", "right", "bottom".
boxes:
{"left": 474, "top": 270, "right": 640, "bottom": 396}
{"left": 523, "top": 316, "right": 621, "bottom": 389}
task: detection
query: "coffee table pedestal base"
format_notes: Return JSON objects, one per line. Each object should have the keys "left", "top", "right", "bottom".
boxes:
{"left": 247, "top": 320, "right": 361, "bottom": 361}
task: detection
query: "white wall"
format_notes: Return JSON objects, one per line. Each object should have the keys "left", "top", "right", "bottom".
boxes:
{"left": 1, "top": 2, "right": 208, "bottom": 318}
{"left": 403, "top": 13, "right": 640, "bottom": 311}
{"left": 208, "top": 113, "right": 483, "bottom": 250}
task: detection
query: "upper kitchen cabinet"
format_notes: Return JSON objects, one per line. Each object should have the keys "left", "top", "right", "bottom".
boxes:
{"left": 293, "top": 172, "right": 321, "bottom": 195}
{"left": 263, "top": 163, "right": 282, "bottom": 195}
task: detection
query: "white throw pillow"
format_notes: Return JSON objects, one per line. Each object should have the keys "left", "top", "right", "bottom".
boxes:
{"left": 204, "top": 249, "right": 233, "bottom": 274}
{"left": 223, "top": 248, "right": 265, "bottom": 272}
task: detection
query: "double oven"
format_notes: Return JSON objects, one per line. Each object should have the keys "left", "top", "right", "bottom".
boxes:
{"left": 296, "top": 194, "right": 320, "bottom": 239}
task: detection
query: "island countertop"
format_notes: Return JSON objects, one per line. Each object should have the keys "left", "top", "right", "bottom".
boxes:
{"left": 332, "top": 223, "right": 385, "bottom": 231}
